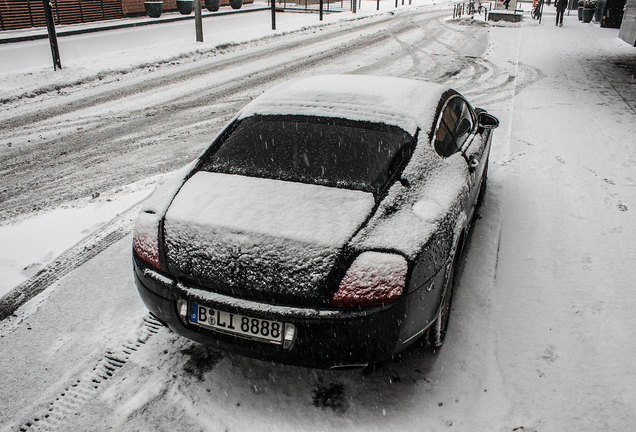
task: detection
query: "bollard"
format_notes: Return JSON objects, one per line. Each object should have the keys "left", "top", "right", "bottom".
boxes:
{"left": 42, "top": 0, "right": 62, "bottom": 70}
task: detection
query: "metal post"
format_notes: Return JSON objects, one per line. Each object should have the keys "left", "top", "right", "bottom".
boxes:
{"left": 27, "top": 0, "right": 35, "bottom": 28}
{"left": 271, "top": 0, "right": 276, "bottom": 30}
{"left": 395, "top": 0, "right": 397, "bottom": 7}
{"left": 377, "top": 0, "right": 380, "bottom": 10}
{"left": 194, "top": 0, "right": 203, "bottom": 42}
{"left": 353, "top": 0, "right": 356, "bottom": 12}
{"left": 320, "top": 0, "right": 323, "bottom": 19}
{"left": 42, "top": 0, "right": 62, "bottom": 70}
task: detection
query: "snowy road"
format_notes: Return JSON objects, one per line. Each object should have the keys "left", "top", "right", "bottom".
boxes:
{"left": 2, "top": 3, "right": 636, "bottom": 431}
{"left": 0, "top": 6, "right": 509, "bottom": 223}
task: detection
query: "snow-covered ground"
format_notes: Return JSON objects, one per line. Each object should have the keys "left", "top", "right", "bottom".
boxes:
{"left": 1, "top": 1, "right": 636, "bottom": 431}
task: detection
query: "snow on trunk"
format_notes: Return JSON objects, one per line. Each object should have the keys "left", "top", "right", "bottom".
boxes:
{"left": 163, "top": 172, "right": 375, "bottom": 303}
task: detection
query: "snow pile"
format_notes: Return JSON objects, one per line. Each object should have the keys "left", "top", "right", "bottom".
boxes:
{"left": 0, "top": 175, "right": 165, "bottom": 297}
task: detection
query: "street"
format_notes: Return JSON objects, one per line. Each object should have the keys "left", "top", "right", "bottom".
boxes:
{"left": 1, "top": 2, "right": 636, "bottom": 430}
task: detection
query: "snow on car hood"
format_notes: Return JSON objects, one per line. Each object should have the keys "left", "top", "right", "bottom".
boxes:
{"left": 163, "top": 172, "right": 375, "bottom": 302}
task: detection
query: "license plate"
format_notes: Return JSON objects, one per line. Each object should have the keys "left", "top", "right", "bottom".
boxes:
{"left": 189, "top": 302, "right": 284, "bottom": 344}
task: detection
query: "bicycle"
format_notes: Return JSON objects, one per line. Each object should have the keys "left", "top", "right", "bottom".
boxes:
{"left": 467, "top": 0, "right": 476, "bottom": 15}
{"left": 467, "top": 0, "right": 487, "bottom": 16}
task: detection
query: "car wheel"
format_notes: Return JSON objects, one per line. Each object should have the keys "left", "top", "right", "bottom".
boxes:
{"left": 430, "top": 258, "right": 455, "bottom": 347}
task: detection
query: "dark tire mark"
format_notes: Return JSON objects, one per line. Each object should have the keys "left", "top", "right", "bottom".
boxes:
{"left": 312, "top": 381, "right": 347, "bottom": 412}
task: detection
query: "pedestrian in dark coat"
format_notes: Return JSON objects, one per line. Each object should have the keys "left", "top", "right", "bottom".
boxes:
{"left": 556, "top": 0, "right": 567, "bottom": 25}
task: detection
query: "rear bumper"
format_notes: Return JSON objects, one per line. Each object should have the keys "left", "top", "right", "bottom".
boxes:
{"left": 133, "top": 254, "right": 419, "bottom": 369}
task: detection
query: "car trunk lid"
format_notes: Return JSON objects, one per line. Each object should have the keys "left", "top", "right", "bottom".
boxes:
{"left": 162, "top": 172, "right": 375, "bottom": 304}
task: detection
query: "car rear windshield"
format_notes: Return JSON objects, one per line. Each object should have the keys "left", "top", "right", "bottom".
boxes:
{"left": 199, "top": 115, "right": 414, "bottom": 193}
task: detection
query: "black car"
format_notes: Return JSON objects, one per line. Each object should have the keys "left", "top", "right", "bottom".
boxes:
{"left": 132, "top": 75, "right": 499, "bottom": 369}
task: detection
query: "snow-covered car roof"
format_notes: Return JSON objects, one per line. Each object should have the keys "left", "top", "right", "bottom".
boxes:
{"left": 237, "top": 75, "right": 449, "bottom": 135}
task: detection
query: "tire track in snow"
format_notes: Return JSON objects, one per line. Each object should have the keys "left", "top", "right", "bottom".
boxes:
{"left": 0, "top": 8, "right": 444, "bottom": 224}
{"left": 15, "top": 314, "right": 163, "bottom": 432}
{"left": 350, "top": 12, "right": 449, "bottom": 78}
{"left": 0, "top": 9, "right": 423, "bottom": 129}
{"left": 0, "top": 204, "right": 139, "bottom": 321}
{"left": 351, "top": 15, "right": 527, "bottom": 106}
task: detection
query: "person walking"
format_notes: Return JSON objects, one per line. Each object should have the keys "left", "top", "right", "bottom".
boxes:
{"left": 555, "top": 0, "right": 567, "bottom": 25}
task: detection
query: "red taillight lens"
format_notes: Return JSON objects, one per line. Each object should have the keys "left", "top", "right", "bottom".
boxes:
{"left": 133, "top": 211, "right": 160, "bottom": 270}
{"left": 332, "top": 252, "right": 408, "bottom": 308}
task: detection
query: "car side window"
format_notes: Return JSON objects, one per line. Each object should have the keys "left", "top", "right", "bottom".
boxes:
{"left": 433, "top": 96, "right": 474, "bottom": 158}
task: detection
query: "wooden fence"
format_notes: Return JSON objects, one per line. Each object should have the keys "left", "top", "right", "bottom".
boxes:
{"left": 0, "top": 0, "right": 123, "bottom": 31}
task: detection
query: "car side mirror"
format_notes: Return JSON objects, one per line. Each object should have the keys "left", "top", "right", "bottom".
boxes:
{"left": 478, "top": 112, "right": 499, "bottom": 129}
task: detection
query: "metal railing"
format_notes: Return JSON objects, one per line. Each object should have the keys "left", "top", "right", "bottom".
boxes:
{"left": 267, "top": 0, "right": 357, "bottom": 13}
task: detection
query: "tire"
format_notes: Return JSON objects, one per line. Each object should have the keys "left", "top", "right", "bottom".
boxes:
{"left": 429, "top": 259, "right": 456, "bottom": 347}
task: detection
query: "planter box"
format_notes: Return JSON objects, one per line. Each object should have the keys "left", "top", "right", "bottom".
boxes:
{"left": 177, "top": 0, "right": 194, "bottom": 13}
{"left": 581, "top": 7, "right": 595, "bottom": 21}
{"left": 205, "top": 0, "right": 221, "bottom": 10}
{"left": 144, "top": 1, "right": 163, "bottom": 17}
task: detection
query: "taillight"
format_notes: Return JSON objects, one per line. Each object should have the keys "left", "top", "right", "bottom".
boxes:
{"left": 133, "top": 210, "right": 161, "bottom": 270}
{"left": 332, "top": 252, "right": 408, "bottom": 307}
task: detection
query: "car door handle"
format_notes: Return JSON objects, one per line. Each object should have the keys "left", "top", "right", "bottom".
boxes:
{"left": 468, "top": 156, "right": 480, "bottom": 172}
